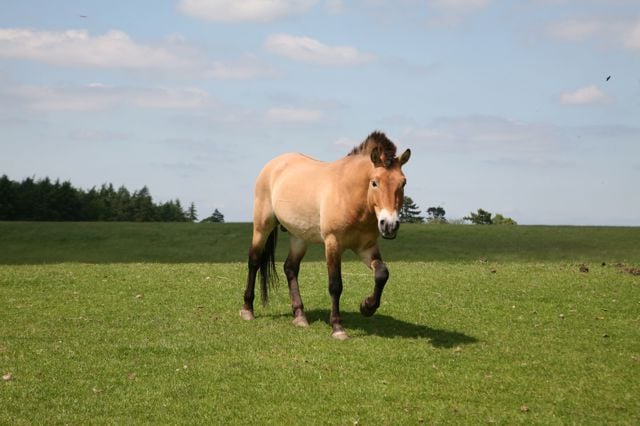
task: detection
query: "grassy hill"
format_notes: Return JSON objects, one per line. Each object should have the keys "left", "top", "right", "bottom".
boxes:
{"left": 1, "top": 222, "right": 639, "bottom": 424}
{"left": 1, "top": 221, "right": 639, "bottom": 264}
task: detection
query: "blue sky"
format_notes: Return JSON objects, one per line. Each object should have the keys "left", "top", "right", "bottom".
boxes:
{"left": 1, "top": 0, "right": 639, "bottom": 225}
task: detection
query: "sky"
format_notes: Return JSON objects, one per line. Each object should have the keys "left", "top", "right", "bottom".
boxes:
{"left": 1, "top": 0, "right": 639, "bottom": 225}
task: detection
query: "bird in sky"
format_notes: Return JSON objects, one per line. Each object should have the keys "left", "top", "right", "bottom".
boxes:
{"left": 606, "top": 75, "right": 611, "bottom": 81}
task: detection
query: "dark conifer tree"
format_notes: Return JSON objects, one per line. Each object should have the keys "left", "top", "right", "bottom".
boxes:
{"left": 187, "top": 202, "right": 198, "bottom": 222}
{"left": 399, "top": 196, "right": 424, "bottom": 223}
{"left": 202, "top": 208, "right": 225, "bottom": 223}
{"left": 0, "top": 175, "right": 193, "bottom": 222}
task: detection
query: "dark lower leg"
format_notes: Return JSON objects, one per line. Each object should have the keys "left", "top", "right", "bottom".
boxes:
{"left": 284, "top": 255, "right": 306, "bottom": 320}
{"left": 328, "top": 263, "right": 345, "bottom": 335}
{"left": 325, "top": 239, "right": 347, "bottom": 339}
{"left": 360, "top": 259, "right": 388, "bottom": 317}
{"left": 242, "top": 250, "right": 260, "bottom": 317}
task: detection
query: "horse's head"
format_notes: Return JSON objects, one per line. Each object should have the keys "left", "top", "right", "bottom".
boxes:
{"left": 368, "top": 147, "right": 411, "bottom": 239}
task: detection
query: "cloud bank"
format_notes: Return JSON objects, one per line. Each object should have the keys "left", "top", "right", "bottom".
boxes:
{"left": 6, "top": 84, "right": 211, "bottom": 111}
{"left": 265, "top": 33, "right": 375, "bottom": 65}
{"left": 0, "top": 29, "right": 191, "bottom": 69}
{"left": 547, "top": 17, "right": 640, "bottom": 50}
{"left": 559, "top": 85, "right": 611, "bottom": 105}
{"left": 0, "top": 28, "right": 273, "bottom": 80}
{"left": 179, "top": 0, "right": 318, "bottom": 22}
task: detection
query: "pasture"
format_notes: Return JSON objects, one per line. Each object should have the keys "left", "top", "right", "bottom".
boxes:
{"left": 1, "top": 222, "right": 639, "bottom": 424}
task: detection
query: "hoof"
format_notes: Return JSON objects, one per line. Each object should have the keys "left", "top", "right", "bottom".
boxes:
{"left": 292, "top": 316, "right": 309, "bottom": 328}
{"left": 239, "top": 309, "right": 254, "bottom": 321}
{"left": 331, "top": 330, "right": 349, "bottom": 340}
{"left": 360, "top": 300, "right": 377, "bottom": 317}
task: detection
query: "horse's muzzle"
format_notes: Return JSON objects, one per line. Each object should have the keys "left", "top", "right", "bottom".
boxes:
{"left": 379, "top": 218, "right": 400, "bottom": 239}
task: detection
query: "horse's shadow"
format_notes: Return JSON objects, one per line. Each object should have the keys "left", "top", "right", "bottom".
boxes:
{"left": 282, "top": 309, "right": 478, "bottom": 348}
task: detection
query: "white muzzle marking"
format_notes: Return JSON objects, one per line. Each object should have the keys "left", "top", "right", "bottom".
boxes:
{"left": 377, "top": 208, "right": 400, "bottom": 239}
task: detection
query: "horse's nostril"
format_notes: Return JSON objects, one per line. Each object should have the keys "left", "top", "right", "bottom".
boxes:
{"left": 379, "top": 219, "right": 385, "bottom": 226}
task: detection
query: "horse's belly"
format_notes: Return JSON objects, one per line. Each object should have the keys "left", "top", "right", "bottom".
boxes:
{"left": 289, "top": 224, "right": 323, "bottom": 244}
{"left": 273, "top": 200, "right": 323, "bottom": 244}
{"left": 267, "top": 153, "right": 328, "bottom": 244}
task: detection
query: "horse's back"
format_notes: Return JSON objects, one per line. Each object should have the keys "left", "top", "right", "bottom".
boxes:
{"left": 256, "top": 152, "right": 325, "bottom": 191}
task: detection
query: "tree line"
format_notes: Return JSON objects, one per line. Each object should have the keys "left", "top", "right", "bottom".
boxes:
{"left": 400, "top": 196, "right": 517, "bottom": 225}
{"left": 0, "top": 175, "right": 510, "bottom": 225}
{"left": 0, "top": 175, "right": 225, "bottom": 223}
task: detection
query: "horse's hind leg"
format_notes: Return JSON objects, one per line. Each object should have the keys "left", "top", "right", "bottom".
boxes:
{"left": 241, "top": 238, "right": 260, "bottom": 321}
{"left": 358, "top": 244, "right": 389, "bottom": 317}
{"left": 241, "top": 204, "right": 277, "bottom": 321}
{"left": 284, "top": 235, "right": 308, "bottom": 327}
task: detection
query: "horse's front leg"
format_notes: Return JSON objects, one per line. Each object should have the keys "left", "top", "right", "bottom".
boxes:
{"left": 358, "top": 245, "right": 389, "bottom": 317}
{"left": 325, "top": 236, "right": 348, "bottom": 340}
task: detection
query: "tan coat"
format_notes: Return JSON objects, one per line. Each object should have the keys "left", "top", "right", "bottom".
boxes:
{"left": 242, "top": 131, "right": 411, "bottom": 339}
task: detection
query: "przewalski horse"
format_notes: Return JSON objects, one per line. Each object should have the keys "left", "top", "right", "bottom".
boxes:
{"left": 241, "top": 131, "right": 411, "bottom": 339}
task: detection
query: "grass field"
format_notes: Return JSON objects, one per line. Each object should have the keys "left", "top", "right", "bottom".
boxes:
{"left": 1, "top": 222, "right": 639, "bottom": 424}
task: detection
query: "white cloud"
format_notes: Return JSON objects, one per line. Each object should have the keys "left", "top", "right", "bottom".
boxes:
{"left": 400, "top": 115, "right": 562, "bottom": 155}
{"left": 265, "top": 33, "right": 375, "bottom": 65}
{"left": 0, "top": 28, "right": 192, "bottom": 69}
{"left": 0, "top": 28, "right": 273, "bottom": 80}
{"left": 400, "top": 116, "right": 640, "bottom": 172}
{"left": 425, "top": 0, "right": 490, "bottom": 26}
{"left": 68, "top": 129, "right": 130, "bottom": 142}
{"left": 547, "top": 19, "right": 603, "bottom": 42}
{"left": 178, "top": 0, "right": 318, "bottom": 22}
{"left": 428, "top": 0, "right": 490, "bottom": 11}
{"left": 559, "top": 85, "right": 611, "bottom": 105}
{"left": 622, "top": 20, "right": 640, "bottom": 49}
{"left": 8, "top": 84, "right": 212, "bottom": 111}
{"left": 205, "top": 57, "right": 277, "bottom": 79}
{"left": 266, "top": 106, "right": 324, "bottom": 122}
{"left": 131, "top": 87, "right": 211, "bottom": 109}
{"left": 325, "top": 0, "right": 346, "bottom": 14}
{"left": 546, "top": 17, "right": 640, "bottom": 51}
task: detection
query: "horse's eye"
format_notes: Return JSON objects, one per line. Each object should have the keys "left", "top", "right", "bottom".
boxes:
{"left": 371, "top": 180, "right": 378, "bottom": 188}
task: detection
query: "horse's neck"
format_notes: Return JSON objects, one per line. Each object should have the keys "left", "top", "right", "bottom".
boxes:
{"left": 337, "top": 156, "right": 376, "bottom": 218}
{"left": 339, "top": 155, "right": 371, "bottom": 183}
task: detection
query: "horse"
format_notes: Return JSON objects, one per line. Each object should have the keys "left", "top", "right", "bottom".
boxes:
{"left": 240, "top": 131, "right": 411, "bottom": 340}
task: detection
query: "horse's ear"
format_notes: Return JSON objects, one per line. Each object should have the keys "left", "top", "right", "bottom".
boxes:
{"left": 399, "top": 149, "right": 411, "bottom": 166}
{"left": 370, "top": 147, "right": 383, "bottom": 167}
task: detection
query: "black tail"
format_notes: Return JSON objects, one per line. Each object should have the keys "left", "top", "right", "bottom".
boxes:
{"left": 259, "top": 227, "right": 278, "bottom": 306}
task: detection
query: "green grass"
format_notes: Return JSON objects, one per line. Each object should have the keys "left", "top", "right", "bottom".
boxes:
{"left": 2, "top": 221, "right": 640, "bottom": 264}
{"left": 1, "top": 222, "right": 639, "bottom": 424}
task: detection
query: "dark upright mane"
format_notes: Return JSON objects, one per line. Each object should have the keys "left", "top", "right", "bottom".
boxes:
{"left": 347, "top": 131, "right": 397, "bottom": 168}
